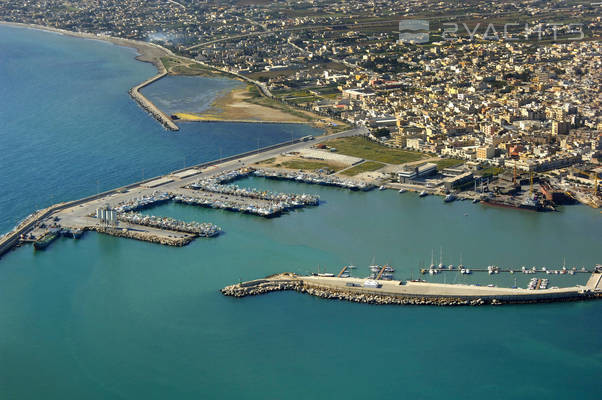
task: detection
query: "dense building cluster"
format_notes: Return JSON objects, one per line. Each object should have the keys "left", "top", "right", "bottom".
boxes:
{"left": 1, "top": 0, "right": 600, "bottom": 200}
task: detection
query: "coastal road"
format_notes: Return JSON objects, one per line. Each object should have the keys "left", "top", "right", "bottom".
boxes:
{"left": 0, "top": 125, "right": 366, "bottom": 257}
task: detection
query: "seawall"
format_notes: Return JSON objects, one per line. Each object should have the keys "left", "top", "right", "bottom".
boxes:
{"left": 221, "top": 273, "right": 602, "bottom": 306}
{"left": 129, "top": 72, "right": 180, "bottom": 131}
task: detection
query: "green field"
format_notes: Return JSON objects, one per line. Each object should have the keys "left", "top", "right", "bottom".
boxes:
{"left": 279, "top": 160, "right": 344, "bottom": 172}
{"left": 340, "top": 161, "right": 385, "bottom": 176}
{"left": 160, "top": 57, "right": 182, "bottom": 70}
{"left": 322, "top": 137, "right": 425, "bottom": 164}
{"left": 478, "top": 166, "right": 505, "bottom": 177}
{"left": 433, "top": 158, "right": 465, "bottom": 171}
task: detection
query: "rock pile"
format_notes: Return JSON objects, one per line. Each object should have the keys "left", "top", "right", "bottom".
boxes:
{"left": 92, "top": 226, "right": 193, "bottom": 246}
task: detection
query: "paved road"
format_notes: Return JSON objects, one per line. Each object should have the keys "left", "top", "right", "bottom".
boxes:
{"left": 302, "top": 275, "right": 586, "bottom": 299}
{"left": 0, "top": 126, "right": 366, "bottom": 256}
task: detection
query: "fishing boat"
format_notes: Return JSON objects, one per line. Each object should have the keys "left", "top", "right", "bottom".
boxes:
{"left": 398, "top": 188, "right": 407, "bottom": 193}
{"left": 444, "top": 193, "right": 456, "bottom": 203}
{"left": 419, "top": 191, "right": 428, "bottom": 197}
{"left": 33, "top": 232, "right": 58, "bottom": 250}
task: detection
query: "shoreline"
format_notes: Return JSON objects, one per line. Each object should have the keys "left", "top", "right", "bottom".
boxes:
{"left": 0, "top": 127, "right": 365, "bottom": 257}
{"left": 0, "top": 21, "right": 344, "bottom": 131}
{"left": 0, "top": 21, "right": 174, "bottom": 71}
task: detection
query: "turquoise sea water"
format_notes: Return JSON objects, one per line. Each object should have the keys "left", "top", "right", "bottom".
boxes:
{"left": 0, "top": 25, "right": 318, "bottom": 233}
{"left": 0, "top": 25, "right": 601, "bottom": 399}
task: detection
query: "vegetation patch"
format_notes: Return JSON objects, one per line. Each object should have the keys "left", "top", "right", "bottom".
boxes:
{"left": 280, "top": 160, "right": 345, "bottom": 172}
{"left": 340, "top": 161, "right": 385, "bottom": 176}
{"left": 433, "top": 158, "right": 465, "bottom": 171}
{"left": 478, "top": 166, "right": 505, "bottom": 177}
{"left": 322, "top": 136, "right": 426, "bottom": 164}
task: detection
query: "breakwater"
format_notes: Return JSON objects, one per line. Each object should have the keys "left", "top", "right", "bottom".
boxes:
{"left": 91, "top": 226, "right": 194, "bottom": 246}
{"left": 221, "top": 273, "right": 602, "bottom": 306}
{"left": 129, "top": 72, "right": 180, "bottom": 131}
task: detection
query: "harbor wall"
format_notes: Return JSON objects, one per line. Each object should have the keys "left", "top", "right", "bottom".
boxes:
{"left": 129, "top": 71, "right": 180, "bottom": 131}
{"left": 221, "top": 275, "right": 601, "bottom": 306}
{"left": 0, "top": 128, "right": 361, "bottom": 259}
{"left": 90, "top": 226, "right": 193, "bottom": 246}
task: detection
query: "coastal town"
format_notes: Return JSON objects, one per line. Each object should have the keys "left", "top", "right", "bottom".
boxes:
{"left": 1, "top": 0, "right": 599, "bottom": 210}
{"left": 2, "top": 2, "right": 602, "bottom": 399}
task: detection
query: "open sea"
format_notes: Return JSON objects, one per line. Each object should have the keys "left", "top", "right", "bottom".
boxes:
{"left": 0, "top": 24, "right": 601, "bottom": 399}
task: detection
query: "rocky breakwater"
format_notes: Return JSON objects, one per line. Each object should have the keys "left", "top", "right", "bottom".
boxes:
{"left": 221, "top": 274, "right": 303, "bottom": 297}
{"left": 91, "top": 226, "right": 193, "bottom": 246}
{"left": 299, "top": 284, "right": 489, "bottom": 306}
{"left": 129, "top": 72, "right": 179, "bottom": 131}
{"left": 221, "top": 275, "right": 488, "bottom": 306}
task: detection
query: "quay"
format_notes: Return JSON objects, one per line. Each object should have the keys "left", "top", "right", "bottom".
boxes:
{"left": 0, "top": 127, "right": 365, "bottom": 258}
{"left": 221, "top": 270, "right": 602, "bottom": 306}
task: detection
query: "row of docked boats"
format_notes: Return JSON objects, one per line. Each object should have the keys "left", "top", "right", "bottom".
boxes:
{"left": 253, "top": 169, "right": 375, "bottom": 191}
{"left": 518, "top": 266, "right": 578, "bottom": 275}
{"left": 368, "top": 264, "right": 395, "bottom": 280}
{"left": 173, "top": 194, "right": 283, "bottom": 217}
{"left": 528, "top": 278, "right": 550, "bottom": 290}
{"left": 117, "top": 212, "right": 221, "bottom": 237}
{"left": 211, "top": 168, "right": 255, "bottom": 184}
{"left": 421, "top": 265, "right": 472, "bottom": 275}
{"left": 187, "top": 180, "right": 319, "bottom": 206}
{"left": 113, "top": 191, "right": 173, "bottom": 213}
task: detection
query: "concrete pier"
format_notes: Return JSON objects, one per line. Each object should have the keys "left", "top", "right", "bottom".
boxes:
{"left": 222, "top": 272, "right": 602, "bottom": 306}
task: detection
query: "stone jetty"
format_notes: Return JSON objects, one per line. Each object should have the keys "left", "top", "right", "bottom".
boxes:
{"left": 221, "top": 273, "right": 602, "bottom": 306}
{"left": 129, "top": 72, "right": 179, "bottom": 131}
{"left": 91, "top": 226, "right": 194, "bottom": 246}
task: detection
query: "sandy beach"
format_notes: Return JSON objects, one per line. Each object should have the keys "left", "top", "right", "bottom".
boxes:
{"left": 174, "top": 86, "right": 311, "bottom": 123}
